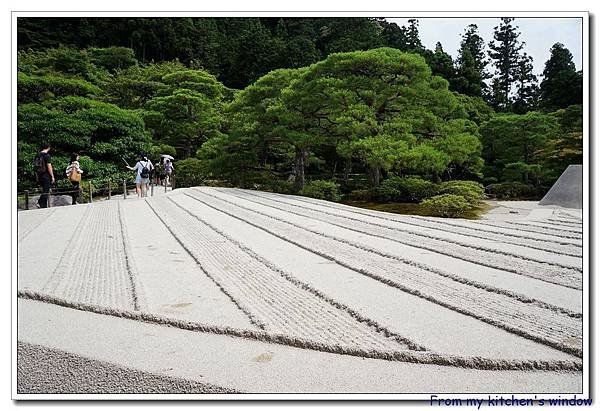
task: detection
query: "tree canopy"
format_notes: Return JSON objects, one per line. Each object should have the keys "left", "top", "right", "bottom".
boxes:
{"left": 16, "top": 17, "right": 584, "bottom": 203}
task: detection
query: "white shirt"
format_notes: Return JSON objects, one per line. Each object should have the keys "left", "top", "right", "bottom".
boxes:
{"left": 133, "top": 160, "right": 153, "bottom": 176}
{"left": 65, "top": 161, "right": 83, "bottom": 177}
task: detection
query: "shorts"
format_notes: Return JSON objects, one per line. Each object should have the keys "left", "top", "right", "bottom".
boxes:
{"left": 135, "top": 175, "right": 150, "bottom": 185}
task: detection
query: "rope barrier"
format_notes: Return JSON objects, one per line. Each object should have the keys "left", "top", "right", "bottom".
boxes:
{"left": 18, "top": 174, "right": 175, "bottom": 209}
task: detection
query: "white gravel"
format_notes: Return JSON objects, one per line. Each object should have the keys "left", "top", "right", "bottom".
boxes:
{"left": 16, "top": 187, "right": 584, "bottom": 394}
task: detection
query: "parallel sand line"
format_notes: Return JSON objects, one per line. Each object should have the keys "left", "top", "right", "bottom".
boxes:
{"left": 207, "top": 188, "right": 581, "bottom": 291}
{"left": 247, "top": 189, "right": 582, "bottom": 257}
{"left": 147, "top": 197, "right": 409, "bottom": 352}
{"left": 544, "top": 219, "right": 583, "bottom": 228}
{"left": 555, "top": 211, "right": 582, "bottom": 221}
{"left": 253, "top": 190, "right": 583, "bottom": 248}
{"left": 165, "top": 195, "right": 426, "bottom": 352}
{"left": 116, "top": 202, "right": 146, "bottom": 311}
{"left": 201, "top": 189, "right": 582, "bottom": 315}
{"left": 185, "top": 190, "right": 582, "bottom": 357}
{"left": 18, "top": 208, "right": 56, "bottom": 243}
{"left": 230, "top": 188, "right": 582, "bottom": 267}
{"left": 243, "top": 189, "right": 581, "bottom": 258}
{"left": 41, "top": 203, "right": 135, "bottom": 310}
{"left": 482, "top": 220, "right": 582, "bottom": 239}
{"left": 518, "top": 220, "right": 583, "bottom": 232}
{"left": 120, "top": 200, "right": 256, "bottom": 330}
{"left": 17, "top": 291, "right": 584, "bottom": 372}
{"left": 290, "top": 193, "right": 583, "bottom": 240}
{"left": 144, "top": 199, "right": 267, "bottom": 331}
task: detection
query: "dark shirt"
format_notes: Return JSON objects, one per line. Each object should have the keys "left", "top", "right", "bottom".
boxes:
{"left": 35, "top": 152, "right": 52, "bottom": 181}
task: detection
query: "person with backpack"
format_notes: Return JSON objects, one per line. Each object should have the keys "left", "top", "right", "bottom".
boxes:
{"left": 126, "top": 154, "right": 153, "bottom": 198}
{"left": 33, "top": 142, "right": 55, "bottom": 208}
{"left": 65, "top": 153, "right": 83, "bottom": 205}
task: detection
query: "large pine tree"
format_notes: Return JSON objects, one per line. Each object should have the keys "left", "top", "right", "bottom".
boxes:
{"left": 453, "top": 24, "right": 488, "bottom": 97}
{"left": 429, "top": 42, "right": 455, "bottom": 81}
{"left": 488, "top": 18, "right": 524, "bottom": 110}
{"left": 512, "top": 52, "right": 539, "bottom": 114}
{"left": 539, "top": 43, "right": 583, "bottom": 111}
{"left": 405, "top": 19, "right": 424, "bottom": 53}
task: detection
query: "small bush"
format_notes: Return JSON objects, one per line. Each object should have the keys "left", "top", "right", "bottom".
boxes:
{"left": 377, "top": 177, "right": 438, "bottom": 202}
{"left": 348, "top": 189, "right": 375, "bottom": 201}
{"left": 421, "top": 194, "right": 470, "bottom": 218}
{"left": 257, "top": 179, "right": 294, "bottom": 194}
{"left": 486, "top": 182, "right": 538, "bottom": 199}
{"left": 175, "top": 158, "right": 205, "bottom": 188}
{"left": 438, "top": 180, "right": 484, "bottom": 206}
{"left": 299, "top": 180, "right": 342, "bottom": 202}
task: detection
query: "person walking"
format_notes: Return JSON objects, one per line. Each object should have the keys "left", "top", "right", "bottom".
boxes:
{"left": 33, "top": 142, "right": 54, "bottom": 208}
{"left": 155, "top": 160, "right": 165, "bottom": 187}
{"left": 126, "top": 154, "right": 153, "bottom": 198}
{"left": 65, "top": 153, "right": 83, "bottom": 205}
{"left": 164, "top": 159, "right": 174, "bottom": 187}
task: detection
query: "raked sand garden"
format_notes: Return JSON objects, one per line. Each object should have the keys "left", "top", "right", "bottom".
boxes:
{"left": 17, "top": 187, "right": 583, "bottom": 394}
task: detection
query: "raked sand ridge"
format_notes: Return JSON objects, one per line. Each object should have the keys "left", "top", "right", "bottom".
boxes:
{"left": 17, "top": 187, "right": 584, "bottom": 394}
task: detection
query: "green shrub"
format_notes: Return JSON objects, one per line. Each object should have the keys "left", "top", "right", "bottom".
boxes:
{"left": 175, "top": 158, "right": 205, "bottom": 188}
{"left": 377, "top": 176, "right": 438, "bottom": 202}
{"left": 257, "top": 179, "right": 294, "bottom": 194}
{"left": 486, "top": 182, "right": 538, "bottom": 199}
{"left": 18, "top": 73, "right": 101, "bottom": 103}
{"left": 421, "top": 194, "right": 470, "bottom": 218}
{"left": 438, "top": 180, "right": 484, "bottom": 206}
{"left": 299, "top": 180, "right": 342, "bottom": 202}
{"left": 348, "top": 189, "right": 375, "bottom": 201}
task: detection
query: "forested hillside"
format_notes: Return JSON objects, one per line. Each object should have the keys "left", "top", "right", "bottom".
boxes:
{"left": 17, "top": 17, "right": 583, "bottom": 215}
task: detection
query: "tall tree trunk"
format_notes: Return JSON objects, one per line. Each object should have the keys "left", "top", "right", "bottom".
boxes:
{"left": 368, "top": 166, "right": 380, "bottom": 188}
{"left": 293, "top": 147, "right": 309, "bottom": 192}
{"left": 343, "top": 158, "right": 352, "bottom": 184}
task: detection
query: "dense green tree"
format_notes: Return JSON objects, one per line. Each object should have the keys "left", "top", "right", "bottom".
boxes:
{"left": 16, "top": 22, "right": 585, "bottom": 201}
{"left": 405, "top": 19, "right": 424, "bottom": 53}
{"left": 453, "top": 24, "right": 489, "bottom": 97}
{"left": 538, "top": 104, "right": 583, "bottom": 178}
{"left": 480, "top": 112, "right": 559, "bottom": 185}
{"left": 18, "top": 96, "right": 151, "bottom": 189}
{"left": 512, "top": 53, "right": 539, "bottom": 114}
{"left": 379, "top": 19, "right": 409, "bottom": 51}
{"left": 144, "top": 69, "right": 225, "bottom": 158}
{"left": 539, "top": 43, "right": 583, "bottom": 111}
{"left": 102, "top": 61, "right": 186, "bottom": 109}
{"left": 488, "top": 18, "right": 524, "bottom": 110}
{"left": 319, "top": 18, "right": 384, "bottom": 54}
{"left": 429, "top": 42, "right": 455, "bottom": 81}
{"left": 198, "top": 68, "right": 304, "bottom": 187}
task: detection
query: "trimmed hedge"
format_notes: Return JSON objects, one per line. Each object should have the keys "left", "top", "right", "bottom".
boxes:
{"left": 486, "top": 182, "right": 539, "bottom": 199}
{"left": 421, "top": 194, "right": 470, "bottom": 218}
{"left": 376, "top": 177, "right": 438, "bottom": 203}
{"left": 438, "top": 180, "right": 484, "bottom": 206}
{"left": 299, "top": 180, "right": 342, "bottom": 201}
{"left": 18, "top": 73, "right": 101, "bottom": 103}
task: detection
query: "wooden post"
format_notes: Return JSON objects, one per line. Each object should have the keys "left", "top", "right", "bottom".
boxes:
{"left": 108, "top": 180, "right": 112, "bottom": 200}
{"left": 123, "top": 180, "right": 127, "bottom": 199}
{"left": 88, "top": 183, "right": 93, "bottom": 203}
{"left": 24, "top": 190, "right": 29, "bottom": 210}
